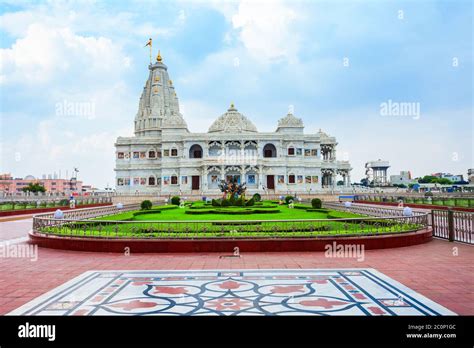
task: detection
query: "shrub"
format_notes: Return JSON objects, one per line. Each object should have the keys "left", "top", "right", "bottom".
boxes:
{"left": 235, "top": 197, "right": 245, "bottom": 206}
{"left": 229, "top": 195, "right": 236, "bottom": 206}
{"left": 134, "top": 210, "right": 161, "bottom": 217}
{"left": 221, "top": 199, "right": 232, "bottom": 207}
{"left": 253, "top": 193, "right": 262, "bottom": 202}
{"left": 246, "top": 198, "right": 255, "bottom": 206}
{"left": 306, "top": 208, "right": 329, "bottom": 213}
{"left": 211, "top": 199, "right": 221, "bottom": 207}
{"left": 171, "top": 196, "right": 180, "bottom": 205}
{"left": 285, "top": 196, "right": 294, "bottom": 204}
{"left": 59, "top": 199, "right": 69, "bottom": 206}
{"left": 311, "top": 198, "right": 322, "bottom": 209}
{"left": 140, "top": 200, "right": 153, "bottom": 210}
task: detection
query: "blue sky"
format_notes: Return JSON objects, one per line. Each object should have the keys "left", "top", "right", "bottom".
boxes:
{"left": 0, "top": 0, "right": 472, "bottom": 188}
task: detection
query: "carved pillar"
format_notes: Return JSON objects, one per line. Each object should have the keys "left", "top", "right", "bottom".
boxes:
{"left": 201, "top": 167, "right": 207, "bottom": 192}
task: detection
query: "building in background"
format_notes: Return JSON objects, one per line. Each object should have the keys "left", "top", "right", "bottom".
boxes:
{"left": 365, "top": 160, "right": 390, "bottom": 186}
{"left": 468, "top": 169, "right": 474, "bottom": 184}
{"left": 390, "top": 171, "right": 414, "bottom": 186}
{"left": 431, "top": 172, "right": 464, "bottom": 182}
{"left": 0, "top": 173, "right": 83, "bottom": 194}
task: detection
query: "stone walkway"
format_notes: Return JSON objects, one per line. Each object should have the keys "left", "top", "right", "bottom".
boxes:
{"left": 0, "top": 216, "right": 472, "bottom": 315}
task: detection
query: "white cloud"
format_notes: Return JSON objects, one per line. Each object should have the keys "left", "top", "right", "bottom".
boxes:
{"left": 305, "top": 108, "right": 473, "bottom": 181}
{"left": 231, "top": 0, "right": 303, "bottom": 63}
{"left": 0, "top": 23, "right": 130, "bottom": 85}
{"left": 180, "top": 99, "right": 223, "bottom": 132}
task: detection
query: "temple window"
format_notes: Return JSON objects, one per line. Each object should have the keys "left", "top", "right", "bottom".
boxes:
{"left": 189, "top": 144, "right": 203, "bottom": 158}
{"left": 263, "top": 143, "right": 277, "bottom": 158}
{"left": 171, "top": 148, "right": 178, "bottom": 157}
{"left": 148, "top": 176, "right": 156, "bottom": 185}
{"left": 288, "top": 147, "right": 295, "bottom": 156}
{"left": 288, "top": 174, "right": 296, "bottom": 184}
{"left": 171, "top": 175, "right": 178, "bottom": 185}
{"left": 148, "top": 150, "right": 156, "bottom": 158}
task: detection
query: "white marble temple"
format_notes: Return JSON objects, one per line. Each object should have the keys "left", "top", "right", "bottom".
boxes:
{"left": 115, "top": 54, "right": 352, "bottom": 195}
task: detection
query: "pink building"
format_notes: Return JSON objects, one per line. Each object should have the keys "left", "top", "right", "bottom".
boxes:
{"left": 0, "top": 173, "right": 83, "bottom": 194}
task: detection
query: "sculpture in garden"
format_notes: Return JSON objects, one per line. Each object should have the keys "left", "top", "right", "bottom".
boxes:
{"left": 218, "top": 177, "right": 247, "bottom": 200}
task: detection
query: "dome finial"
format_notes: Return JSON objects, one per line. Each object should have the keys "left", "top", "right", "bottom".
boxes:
{"left": 156, "top": 50, "right": 162, "bottom": 62}
{"left": 230, "top": 102, "right": 234, "bottom": 108}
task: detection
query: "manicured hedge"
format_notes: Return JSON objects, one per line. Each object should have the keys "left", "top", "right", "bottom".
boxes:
{"left": 133, "top": 210, "right": 162, "bottom": 217}
{"left": 306, "top": 208, "right": 329, "bottom": 213}
{"left": 185, "top": 208, "right": 280, "bottom": 215}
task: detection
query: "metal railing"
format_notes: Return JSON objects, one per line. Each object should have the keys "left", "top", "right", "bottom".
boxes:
{"left": 34, "top": 203, "right": 141, "bottom": 220}
{"left": 31, "top": 213, "right": 429, "bottom": 240}
{"left": 323, "top": 202, "right": 426, "bottom": 217}
{"left": 432, "top": 209, "right": 473, "bottom": 244}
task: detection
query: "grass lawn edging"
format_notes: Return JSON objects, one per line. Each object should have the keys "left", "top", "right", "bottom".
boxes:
{"left": 28, "top": 228, "right": 433, "bottom": 253}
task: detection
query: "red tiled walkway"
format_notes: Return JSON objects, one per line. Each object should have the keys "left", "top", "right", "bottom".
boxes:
{"left": 0, "top": 239, "right": 472, "bottom": 315}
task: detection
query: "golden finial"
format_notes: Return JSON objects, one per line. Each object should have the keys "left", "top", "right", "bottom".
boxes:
{"left": 230, "top": 102, "right": 234, "bottom": 108}
{"left": 156, "top": 50, "right": 162, "bottom": 62}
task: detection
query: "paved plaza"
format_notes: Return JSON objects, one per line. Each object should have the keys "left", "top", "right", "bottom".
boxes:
{"left": 0, "top": 216, "right": 472, "bottom": 316}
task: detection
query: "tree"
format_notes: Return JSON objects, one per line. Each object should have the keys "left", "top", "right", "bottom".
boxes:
{"left": 418, "top": 175, "right": 437, "bottom": 184}
{"left": 21, "top": 183, "right": 45, "bottom": 193}
{"left": 434, "top": 178, "right": 452, "bottom": 185}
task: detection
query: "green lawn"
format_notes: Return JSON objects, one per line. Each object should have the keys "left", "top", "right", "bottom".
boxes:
{"left": 96, "top": 204, "right": 344, "bottom": 222}
{"left": 37, "top": 201, "right": 423, "bottom": 239}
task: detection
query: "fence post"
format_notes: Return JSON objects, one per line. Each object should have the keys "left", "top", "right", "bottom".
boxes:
{"left": 447, "top": 208, "right": 454, "bottom": 242}
{"left": 430, "top": 210, "right": 435, "bottom": 232}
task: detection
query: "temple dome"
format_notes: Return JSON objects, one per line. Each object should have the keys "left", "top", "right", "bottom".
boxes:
{"left": 208, "top": 104, "right": 257, "bottom": 133}
{"left": 278, "top": 112, "right": 304, "bottom": 127}
{"left": 276, "top": 112, "right": 304, "bottom": 133}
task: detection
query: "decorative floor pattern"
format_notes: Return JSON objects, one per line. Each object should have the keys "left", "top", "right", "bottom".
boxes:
{"left": 8, "top": 269, "right": 455, "bottom": 316}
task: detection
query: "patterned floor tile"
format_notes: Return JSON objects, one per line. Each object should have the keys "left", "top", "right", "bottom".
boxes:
{"left": 8, "top": 269, "right": 456, "bottom": 316}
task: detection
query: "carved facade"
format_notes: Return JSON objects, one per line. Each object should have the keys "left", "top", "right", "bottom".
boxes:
{"left": 115, "top": 55, "right": 352, "bottom": 195}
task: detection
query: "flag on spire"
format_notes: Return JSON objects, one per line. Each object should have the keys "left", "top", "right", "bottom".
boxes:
{"left": 145, "top": 38, "right": 152, "bottom": 63}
